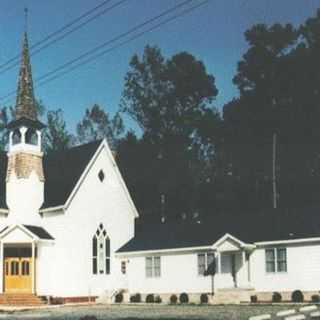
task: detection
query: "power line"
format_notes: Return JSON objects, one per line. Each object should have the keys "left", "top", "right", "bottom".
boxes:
{"left": 0, "top": 0, "right": 119, "bottom": 72}
{"left": 0, "top": 0, "right": 194, "bottom": 102}
{"left": 35, "top": 0, "right": 195, "bottom": 84}
{"left": 0, "top": 0, "right": 210, "bottom": 105}
{"left": 37, "top": 0, "right": 210, "bottom": 88}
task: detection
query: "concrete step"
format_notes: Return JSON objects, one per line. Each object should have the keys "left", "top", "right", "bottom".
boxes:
{"left": 0, "top": 294, "right": 46, "bottom": 305}
{"left": 211, "top": 289, "right": 252, "bottom": 304}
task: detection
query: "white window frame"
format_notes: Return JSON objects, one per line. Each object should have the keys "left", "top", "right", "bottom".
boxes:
{"left": 197, "top": 252, "right": 215, "bottom": 276}
{"left": 145, "top": 256, "right": 161, "bottom": 278}
{"left": 265, "top": 247, "right": 287, "bottom": 273}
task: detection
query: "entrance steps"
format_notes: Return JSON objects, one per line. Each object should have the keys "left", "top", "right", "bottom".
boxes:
{"left": 210, "top": 288, "right": 254, "bottom": 304}
{"left": 0, "top": 294, "right": 46, "bottom": 306}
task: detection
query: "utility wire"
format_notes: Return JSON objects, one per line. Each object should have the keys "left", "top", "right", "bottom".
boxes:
{"left": 37, "top": 0, "right": 210, "bottom": 88}
{"left": 0, "top": 0, "right": 194, "bottom": 102}
{"left": 0, "top": 0, "right": 119, "bottom": 72}
{"left": 0, "top": 0, "right": 210, "bottom": 105}
{"left": 35, "top": 0, "right": 195, "bottom": 84}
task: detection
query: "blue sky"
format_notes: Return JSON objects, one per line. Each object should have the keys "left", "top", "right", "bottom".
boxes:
{"left": 0, "top": 0, "right": 319, "bottom": 133}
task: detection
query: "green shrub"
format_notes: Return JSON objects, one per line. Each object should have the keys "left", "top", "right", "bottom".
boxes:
{"left": 170, "top": 294, "right": 178, "bottom": 304}
{"left": 179, "top": 292, "right": 189, "bottom": 304}
{"left": 200, "top": 293, "right": 208, "bottom": 304}
{"left": 250, "top": 295, "right": 258, "bottom": 303}
{"left": 115, "top": 293, "right": 123, "bottom": 303}
{"left": 292, "top": 290, "right": 304, "bottom": 303}
{"left": 312, "top": 294, "right": 320, "bottom": 303}
{"left": 146, "top": 294, "right": 154, "bottom": 303}
{"left": 272, "top": 292, "right": 282, "bottom": 303}
{"left": 130, "top": 293, "right": 141, "bottom": 303}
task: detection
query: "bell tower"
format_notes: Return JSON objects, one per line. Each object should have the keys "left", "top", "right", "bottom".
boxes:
{"left": 6, "top": 32, "right": 45, "bottom": 223}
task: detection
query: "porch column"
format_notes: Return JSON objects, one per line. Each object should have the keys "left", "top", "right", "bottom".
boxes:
{"left": 32, "top": 241, "right": 36, "bottom": 294}
{"left": 217, "top": 251, "right": 221, "bottom": 273}
{"left": 246, "top": 252, "right": 251, "bottom": 283}
{"left": 242, "top": 250, "right": 251, "bottom": 287}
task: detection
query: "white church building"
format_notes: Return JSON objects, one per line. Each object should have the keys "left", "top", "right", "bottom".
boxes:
{"left": 0, "top": 32, "right": 319, "bottom": 305}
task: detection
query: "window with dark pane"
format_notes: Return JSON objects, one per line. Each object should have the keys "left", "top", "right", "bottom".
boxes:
{"left": 22, "top": 261, "right": 30, "bottom": 275}
{"left": 105, "top": 258, "right": 110, "bottom": 274}
{"left": 197, "top": 253, "right": 206, "bottom": 275}
{"left": 277, "top": 248, "right": 287, "bottom": 272}
{"left": 265, "top": 248, "right": 287, "bottom": 273}
{"left": 92, "top": 224, "right": 110, "bottom": 275}
{"left": 121, "top": 261, "right": 126, "bottom": 274}
{"left": 11, "top": 261, "right": 19, "bottom": 275}
{"left": 98, "top": 170, "right": 105, "bottom": 182}
{"left": 265, "top": 249, "right": 275, "bottom": 273}
{"left": 92, "top": 236, "right": 97, "bottom": 274}
{"left": 12, "top": 129, "right": 21, "bottom": 145}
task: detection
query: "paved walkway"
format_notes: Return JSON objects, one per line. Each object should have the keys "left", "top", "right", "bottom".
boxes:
{"left": 0, "top": 303, "right": 307, "bottom": 320}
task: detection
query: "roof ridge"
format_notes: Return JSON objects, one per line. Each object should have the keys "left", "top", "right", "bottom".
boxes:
{"left": 44, "top": 139, "right": 102, "bottom": 158}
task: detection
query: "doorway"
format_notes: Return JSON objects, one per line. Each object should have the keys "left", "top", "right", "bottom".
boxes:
{"left": 3, "top": 247, "right": 33, "bottom": 293}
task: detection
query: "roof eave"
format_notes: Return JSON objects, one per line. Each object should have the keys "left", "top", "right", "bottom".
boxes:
{"left": 116, "top": 245, "right": 214, "bottom": 257}
{"left": 39, "top": 205, "right": 65, "bottom": 214}
{"left": 254, "top": 236, "right": 320, "bottom": 246}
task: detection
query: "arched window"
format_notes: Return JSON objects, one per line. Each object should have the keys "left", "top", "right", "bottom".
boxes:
{"left": 92, "top": 223, "right": 110, "bottom": 275}
{"left": 25, "top": 128, "right": 38, "bottom": 145}
{"left": 12, "top": 129, "right": 21, "bottom": 145}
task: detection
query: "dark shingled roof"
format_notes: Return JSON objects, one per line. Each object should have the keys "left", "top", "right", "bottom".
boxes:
{"left": 42, "top": 140, "right": 102, "bottom": 208}
{"left": 117, "top": 207, "right": 320, "bottom": 253}
{"left": 23, "top": 225, "right": 54, "bottom": 240}
{"left": 7, "top": 117, "right": 46, "bottom": 130}
{"left": 0, "top": 140, "right": 102, "bottom": 210}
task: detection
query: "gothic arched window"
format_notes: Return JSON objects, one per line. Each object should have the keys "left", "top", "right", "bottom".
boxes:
{"left": 12, "top": 129, "right": 21, "bottom": 145}
{"left": 25, "top": 128, "right": 38, "bottom": 145}
{"left": 92, "top": 223, "right": 110, "bottom": 275}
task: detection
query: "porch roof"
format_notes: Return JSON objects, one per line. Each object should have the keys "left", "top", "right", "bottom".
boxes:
{"left": 23, "top": 225, "right": 54, "bottom": 240}
{"left": 0, "top": 224, "right": 54, "bottom": 241}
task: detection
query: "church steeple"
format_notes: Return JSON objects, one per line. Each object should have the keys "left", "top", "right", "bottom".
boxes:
{"left": 5, "top": 18, "right": 45, "bottom": 221}
{"left": 6, "top": 30, "right": 45, "bottom": 182}
{"left": 15, "top": 32, "right": 37, "bottom": 121}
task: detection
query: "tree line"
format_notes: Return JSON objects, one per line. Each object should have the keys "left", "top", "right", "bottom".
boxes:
{"left": 2, "top": 10, "right": 320, "bottom": 222}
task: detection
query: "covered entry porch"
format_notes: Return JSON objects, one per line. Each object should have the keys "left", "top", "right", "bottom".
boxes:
{"left": 213, "top": 233, "right": 255, "bottom": 290}
{"left": 0, "top": 224, "right": 54, "bottom": 295}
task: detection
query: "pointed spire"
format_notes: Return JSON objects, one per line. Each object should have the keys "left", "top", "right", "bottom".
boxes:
{"left": 15, "top": 31, "right": 37, "bottom": 121}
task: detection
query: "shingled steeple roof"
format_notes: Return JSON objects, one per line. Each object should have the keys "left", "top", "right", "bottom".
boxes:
{"left": 15, "top": 32, "right": 37, "bottom": 121}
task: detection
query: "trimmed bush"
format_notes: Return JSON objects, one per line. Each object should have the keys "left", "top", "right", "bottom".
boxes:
{"left": 146, "top": 294, "right": 154, "bottom": 303}
{"left": 292, "top": 290, "right": 304, "bottom": 303}
{"left": 130, "top": 293, "right": 141, "bottom": 303}
{"left": 272, "top": 292, "right": 282, "bottom": 303}
{"left": 170, "top": 294, "right": 178, "bottom": 304}
{"left": 115, "top": 293, "right": 123, "bottom": 303}
{"left": 312, "top": 294, "right": 320, "bottom": 303}
{"left": 200, "top": 293, "right": 208, "bottom": 304}
{"left": 154, "top": 295, "right": 162, "bottom": 303}
{"left": 179, "top": 292, "right": 189, "bottom": 304}
{"left": 250, "top": 295, "right": 258, "bottom": 303}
